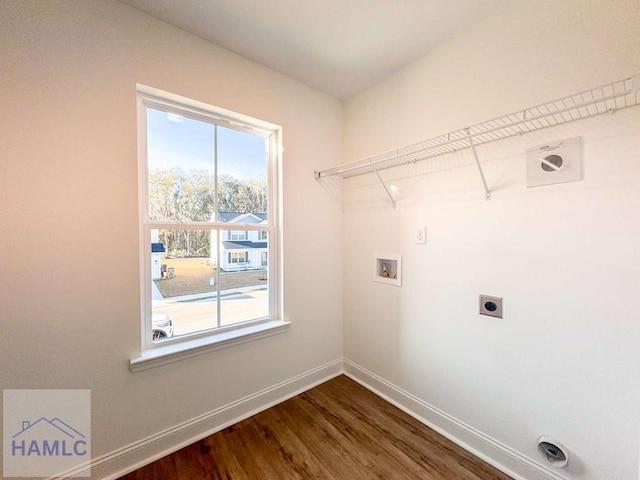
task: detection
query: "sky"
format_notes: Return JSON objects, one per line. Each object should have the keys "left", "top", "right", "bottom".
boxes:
{"left": 146, "top": 107, "right": 267, "bottom": 180}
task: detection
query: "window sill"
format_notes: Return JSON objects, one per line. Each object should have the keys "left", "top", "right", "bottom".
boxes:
{"left": 130, "top": 320, "right": 291, "bottom": 373}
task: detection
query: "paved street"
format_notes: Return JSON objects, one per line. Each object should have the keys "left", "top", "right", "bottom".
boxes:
{"left": 154, "top": 288, "right": 268, "bottom": 336}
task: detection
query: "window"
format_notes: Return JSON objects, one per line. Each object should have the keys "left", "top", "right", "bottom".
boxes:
{"left": 132, "top": 86, "right": 286, "bottom": 370}
{"left": 229, "top": 251, "right": 248, "bottom": 263}
{"left": 229, "top": 231, "right": 248, "bottom": 241}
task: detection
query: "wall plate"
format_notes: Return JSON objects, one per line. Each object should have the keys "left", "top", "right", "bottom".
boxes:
{"left": 479, "top": 294, "right": 503, "bottom": 318}
{"left": 526, "top": 137, "right": 582, "bottom": 188}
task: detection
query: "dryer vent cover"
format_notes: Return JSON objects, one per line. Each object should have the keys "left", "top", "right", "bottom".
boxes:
{"left": 537, "top": 436, "right": 569, "bottom": 468}
{"left": 526, "top": 137, "right": 582, "bottom": 188}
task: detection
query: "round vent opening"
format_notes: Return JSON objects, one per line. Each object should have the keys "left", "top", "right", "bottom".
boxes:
{"left": 537, "top": 436, "right": 569, "bottom": 468}
{"left": 541, "top": 154, "right": 563, "bottom": 172}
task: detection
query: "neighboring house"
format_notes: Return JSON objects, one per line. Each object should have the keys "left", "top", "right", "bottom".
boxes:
{"left": 150, "top": 229, "right": 166, "bottom": 280}
{"left": 211, "top": 212, "right": 268, "bottom": 272}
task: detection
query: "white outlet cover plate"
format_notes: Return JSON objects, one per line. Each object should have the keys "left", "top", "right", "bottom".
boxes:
{"left": 526, "top": 136, "right": 582, "bottom": 188}
{"left": 479, "top": 294, "right": 503, "bottom": 318}
{"left": 416, "top": 226, "right": 426, "bottom": 244}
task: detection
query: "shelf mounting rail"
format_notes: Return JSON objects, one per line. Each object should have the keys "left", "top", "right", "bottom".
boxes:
{"left": 314, "top": 74, "right": 640, "bottom": 202}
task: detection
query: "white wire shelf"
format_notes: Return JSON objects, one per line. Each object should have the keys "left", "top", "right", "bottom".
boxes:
{"left": 315, "top": 75, "right": 640, "bottom": 181}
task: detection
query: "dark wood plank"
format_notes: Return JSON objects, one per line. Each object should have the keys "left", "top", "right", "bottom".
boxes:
{"left": 320, "top": 375, "right": 509, "bottom": 480}
{"left": 272, "top": 394, "right": 370, "bottom": 479}
{"left": 288, "top": 390, "right": 419, "bottom": 479}
{"left": 119, "top": 375, "right": 512, "bottom": 480}
{"left": 257, "top": 409, "right": 337, "bottom": 479}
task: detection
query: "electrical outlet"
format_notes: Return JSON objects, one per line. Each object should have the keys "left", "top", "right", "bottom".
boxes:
{"left": 479, "top": 295, "right": 503, "bottom": 318}
{"left": 415, "top": 226, "right": 426, "bottom": 244}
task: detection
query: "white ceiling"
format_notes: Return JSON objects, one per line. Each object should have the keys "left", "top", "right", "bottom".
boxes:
{"left": 120, "top": 0, "right": 506, "bottom": 99}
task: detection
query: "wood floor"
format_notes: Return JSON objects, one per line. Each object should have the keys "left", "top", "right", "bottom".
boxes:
{"left": 119, "top": 375, "right": 512, "bottom": 479}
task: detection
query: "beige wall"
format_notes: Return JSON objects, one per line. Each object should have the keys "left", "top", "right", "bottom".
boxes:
{"left": 0, "top": 0, "right": 343, "bottom": 471}
{"left": 345, "top": 0, "right": 640, "bottom": 161}
{"left": 342, "top": 1, "right": 640, "bottom": 479}
{"left": 3, "top": 0, "right": 640, "bottom": 478}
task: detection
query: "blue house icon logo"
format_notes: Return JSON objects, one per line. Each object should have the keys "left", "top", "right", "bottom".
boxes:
{"left": 12, "top": 417, "right": 88, "bottom": 457}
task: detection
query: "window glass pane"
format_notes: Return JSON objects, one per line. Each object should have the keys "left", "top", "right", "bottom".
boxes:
{"left": 219, "top": 230, "right": 269, "bottom": 326}
{"left": 147, "top": 108, "right": 215, "bottom": 222}
{"left": 217, "top": 126, "right": 268, "bottom": 223}
{"left": 229, "top": 230, "right": 248, "bottom": 241}
{"left": 151, "top": 229, "right": 218, "bottom": 340}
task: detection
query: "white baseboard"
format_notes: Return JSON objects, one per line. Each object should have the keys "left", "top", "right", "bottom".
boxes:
{"left": 70, "top": 359, "right": 343, "bottom": 480}
{"left": 52, "top": 358, "right": 568, "bottom": 480}
{"left": 343, "top": 358, "right": 567, "bottom": 480}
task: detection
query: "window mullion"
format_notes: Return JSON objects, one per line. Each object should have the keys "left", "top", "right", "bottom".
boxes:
{"left": 147, "top": 222, "right": 271, "bottom": 231}
{"left": 214, "top": 125, "right": 221, "bottom": 329}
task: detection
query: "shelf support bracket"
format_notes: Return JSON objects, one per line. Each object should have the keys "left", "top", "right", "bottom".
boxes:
{"left": 373, "top": 167, "right": 396, "bottom": 208}
{"left": 466, "top": 128, "right": 491, "bottom": 201}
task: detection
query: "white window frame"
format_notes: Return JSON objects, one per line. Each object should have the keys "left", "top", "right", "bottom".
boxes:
{"left": 131, "top": 85, "right": 288, "bottom": 372}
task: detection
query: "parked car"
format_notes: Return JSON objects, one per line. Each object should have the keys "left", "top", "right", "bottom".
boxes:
{"left": 152, "top": 314, "right": 174, "bottom": 341}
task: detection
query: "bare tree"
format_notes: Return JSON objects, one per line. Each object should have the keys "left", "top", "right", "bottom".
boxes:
{"left": 149, "top": 168, "right": 266, "bottom": 257}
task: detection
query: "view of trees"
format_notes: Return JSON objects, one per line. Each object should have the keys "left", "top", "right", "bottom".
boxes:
{"left": 149, "top": 168, "right": 267, "bottom": 257}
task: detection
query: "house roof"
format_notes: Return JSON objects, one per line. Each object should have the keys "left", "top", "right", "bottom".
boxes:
{"left": 151, "top": 242, "right": 166, "bottom": 253}
{"left": 222, "top": 241, "right": 268, "bottom": 250}
{"left": 218, "top": 212, "right": 267, "bottom": 224}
